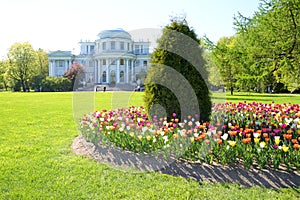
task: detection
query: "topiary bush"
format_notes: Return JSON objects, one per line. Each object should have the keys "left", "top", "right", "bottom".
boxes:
{"left": 144, "top": 19, "right": 211, "bottom": 122}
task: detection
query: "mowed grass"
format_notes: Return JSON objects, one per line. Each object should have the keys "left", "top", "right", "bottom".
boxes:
{"left": 0, "top": 92, "right": 300, "bottom": 199}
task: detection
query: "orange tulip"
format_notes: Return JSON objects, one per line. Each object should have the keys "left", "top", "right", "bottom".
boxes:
{"left": 217, "top": 139, "right": 222, "bottom": 145}
{"left": 293, "top": 144, "right": 299, "bottom": 150}
{"left": 242, "top": 138, "right": 249, "bottom": 144}
{"left": 229, "top": 131, "right": 237, "bottom": 136}
{"left": 292, "top": 139, "right": 298, "bottom": 144}
{"left": 263, "top": 133, "right": 269, "bottom": 138}
{"left": 200, "top": 133, "right": 206, "bottom": 139}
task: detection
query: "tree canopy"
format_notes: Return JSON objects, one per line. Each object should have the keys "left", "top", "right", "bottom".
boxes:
{"left": 6, "top": 42, "right": 37, "bottom": 91}
{"left": 206, "top": 0, "right": 300, "bottom": 93}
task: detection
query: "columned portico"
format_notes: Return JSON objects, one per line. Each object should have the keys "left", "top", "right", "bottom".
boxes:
{"left": 48, "top": 29, "right": 150, "bottom": 87}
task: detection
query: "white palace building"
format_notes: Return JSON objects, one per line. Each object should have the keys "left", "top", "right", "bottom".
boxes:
{"left": 48, "top": 29, "right": 150, "bottom": 88}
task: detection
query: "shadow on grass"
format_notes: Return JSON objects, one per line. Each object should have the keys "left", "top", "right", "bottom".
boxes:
{"left": 72, "top": 135, "right": 300, "bottom": 189}
{"left": 160, "top": 160, "right": 300, "bottom": 189}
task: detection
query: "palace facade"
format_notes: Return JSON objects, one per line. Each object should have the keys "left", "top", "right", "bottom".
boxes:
{"left": 48, "top": 29, "right": 150, "bottom": 86}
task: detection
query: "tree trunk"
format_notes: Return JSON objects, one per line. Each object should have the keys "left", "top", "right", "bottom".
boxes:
{"left": 230, "top": 86, "right": 234, "bottom": 95}
{"left": 21, "top": 79, "right": 26, "bottom": 92}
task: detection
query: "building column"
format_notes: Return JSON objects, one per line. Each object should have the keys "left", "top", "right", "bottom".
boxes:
{"left": 116, "top": 59, "right": 120, "bottom": 83}
{"left": 65, "top": 60, "right": 68, "bottom": 72}
{"left": 98, "top": 59, "right": 101, "bottom": 83}
{"left": 106, "top": 63, "right": 109, "bottom": 84}
{"left": 131, "top": 59, "right": 134, "bottom": 83}
{"left": 125, "top": 59, "right": 129, "bottom": 83}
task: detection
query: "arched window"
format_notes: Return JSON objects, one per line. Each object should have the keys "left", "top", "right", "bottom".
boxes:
{"left": 120, "top": 71, "right": 124, "bottom": 82}
{"left": 102, "top": 71, "right": 106, "bottom": 82}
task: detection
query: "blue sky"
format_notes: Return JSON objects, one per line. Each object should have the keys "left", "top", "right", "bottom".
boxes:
{"left": 0, "top": 0, "right": 260, "bottom": 58}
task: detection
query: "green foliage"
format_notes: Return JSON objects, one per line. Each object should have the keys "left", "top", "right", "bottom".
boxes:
{"left": 233, "top": 0, "right": 300, "bottom": 91}
{"left": 6, "top": 42, "right": 37, "bottom": 92}
{"left": 207, "top": 36, "right": 241, "bottom": 94}
{"left": 0, "top": 60, "right": 9, "bottom": 91}
{"left": 41, "top": 76, "right": 72, "bottom": 92}
{"left": 205, "top": 0, "right": 299, "bottom": 93}
{"left": 35, "top": 48, "right": 49, "bottom": 78}
{"left": 144, "top": 19, "right": 211, "bottom": 121}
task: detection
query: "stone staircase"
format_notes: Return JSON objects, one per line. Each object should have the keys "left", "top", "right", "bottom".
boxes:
{"left": 76, "top": 83, "right": 136, "bottom": 92}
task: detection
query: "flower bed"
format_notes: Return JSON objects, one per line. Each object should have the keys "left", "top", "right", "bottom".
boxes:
{"left": 80, "top": 102, "right": 300, "bottom": 171}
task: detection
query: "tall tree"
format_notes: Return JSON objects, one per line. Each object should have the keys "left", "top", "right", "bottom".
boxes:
{"left": 206, "top": 36, "right": 241, "bottom": 95}
{"left": 234, "top": 0, "right": 300, "bottom": 91}
{"left": 35, "top": 48, "right": 49, "bottom": 77}
{"left": 0, "top": 60, "right": 9, "bottom": 91}
{"left": 30, "top": 48, "right": 49, "bottom": 90}
{"left": 144, "top": 18, "right": 211, "bottom": 121}
{"left": 7, "top": 42, "right": 37, "bottom": 92}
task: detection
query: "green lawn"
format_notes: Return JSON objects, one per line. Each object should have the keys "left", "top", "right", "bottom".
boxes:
{"left": 212, "top": 92, "right": 300, "bottom": 104}
{"left": 0, "top": 92, "right": 299, "bottom": 199}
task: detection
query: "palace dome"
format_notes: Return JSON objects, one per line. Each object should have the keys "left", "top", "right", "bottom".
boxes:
{"left": 98, "top": 29, "right": 132, "bottom": 40}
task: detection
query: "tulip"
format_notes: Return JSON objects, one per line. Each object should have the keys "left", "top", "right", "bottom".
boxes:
{"left": 259, "top": 141, "right": 266, "bottom": 148}
{"left": 274, "top": 136, "right": 280, "bottom": 145}
{"left": 282, "top": 146, "right": 289, "bottom": 152}
{"left": 228, "top": 140, "right": 236, "bottom": 147}
{"left": 221, "top": 133, "right": 229, "bottom": 140}
{"left": 254, "top": 138, "right": 260, "bottom": 144}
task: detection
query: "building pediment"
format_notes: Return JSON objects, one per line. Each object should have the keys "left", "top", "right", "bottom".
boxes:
{"left": 48, "top": 50, "right": 72, "bottom": 57}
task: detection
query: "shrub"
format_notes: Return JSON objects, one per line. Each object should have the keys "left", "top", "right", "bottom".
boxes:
{"left": 144, "top": 19, "right": 211, "bottom": 122}
{"left": 41, "top": 77, "right": 72, "bottom": 92}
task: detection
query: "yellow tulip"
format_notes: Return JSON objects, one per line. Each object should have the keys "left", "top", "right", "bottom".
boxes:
{"left": 190, "top": 137, "right": 194, "bottom": 143}
{"left": 282, "top": 146, "right": 289, "bottom": 153}
{"left": 254, "top": 138, "right": 260, "bottom": 144}
{"left": 138, "top": 135, "right": 143, "bottom": 140}
{"left": 274, "top": 136, "right": 280, "bottom": 145}
{"left": 146, "top": 135, "right": 151, "bottom": 141}
{"left": 228, "top": 140, "right": 236, "bottom": 147}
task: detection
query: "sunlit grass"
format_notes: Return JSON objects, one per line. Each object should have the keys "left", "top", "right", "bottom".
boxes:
{"left": 0, "top": 92, "right": 299, "bottom": 199}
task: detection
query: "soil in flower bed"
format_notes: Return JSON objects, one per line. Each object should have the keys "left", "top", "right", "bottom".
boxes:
{"left": 72, "top": 135, "right": 300, "bottom": 189}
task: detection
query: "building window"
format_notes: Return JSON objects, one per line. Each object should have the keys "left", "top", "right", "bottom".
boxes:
{"left": 111, "top": 41, "right": 115, "bottom": 50}
{"left": 58, "top": 60, "right": 64, "bottom": 67}
{"left": 141, "top": 45, "right": 143, "bottom": 54}
{"left": 143, "top": 60, "right": 147, "bottom": 67}
{"left": 102, "top": 71, "right": 106, "bottom": 82}
{"left": 120, "top": 71, "right": 124, "bottom": 82}
{"left": 102, "top": 42, "right": 106, "bottom": 50}
{"left": 128, "top": 43, "right": 130, "bottom": 51}
{"left": 102, "top": 59, "right": 106, "bottom": 65}
{"left": 120, "top": 59, "right": 124, "bottom": 65}
{"left": 90, "top": 45, "right": 94, "bottom": 53}
{"left": 134, "top": 45, "right": 139, "bottom": 54}
{"left": 120, "top": 42, "right": 124, "bottom": 50}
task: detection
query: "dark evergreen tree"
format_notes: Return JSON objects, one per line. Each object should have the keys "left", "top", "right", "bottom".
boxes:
{"left": 144, "top": 19, "right": 211, "bottom": 122}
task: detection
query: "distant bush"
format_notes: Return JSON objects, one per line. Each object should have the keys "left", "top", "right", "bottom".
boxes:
{"left": 41, "top": 77, "right": 72, "bottom": 92}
